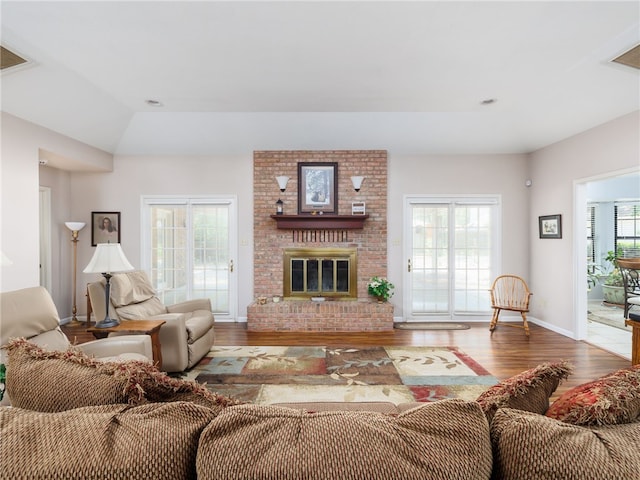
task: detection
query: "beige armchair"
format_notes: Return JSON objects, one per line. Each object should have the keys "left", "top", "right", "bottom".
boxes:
{"left": 87, "top": 271, "right": 215, "bottom": 372}
{"left": 0, "top": 286, "right": 153, "bottom": 406}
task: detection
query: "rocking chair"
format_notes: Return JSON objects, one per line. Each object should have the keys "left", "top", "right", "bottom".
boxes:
{"left": 488, "top": 274, "right": 533, "bottom": 336}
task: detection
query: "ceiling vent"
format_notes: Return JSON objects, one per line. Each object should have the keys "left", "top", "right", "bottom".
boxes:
{"left": 611, "top": 44, "right": 640, "bottom": 70}
{"left": 1, "top": 45, "right": 29, "bottom": 70}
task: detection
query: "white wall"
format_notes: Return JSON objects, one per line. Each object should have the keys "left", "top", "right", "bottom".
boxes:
{"left": 387, "top": 153, "right": 530, "bottom": 318}
{"left": 0, "top": 114, "right": 40, "bottom": 291}
{"left": 71, "top": 155, "right": 254, "bottom": 317}
{"left": 0, "top": 112, "right": 113, "bottom": 310}
{"left": 529, "top": 110, "right": 640, "bottom": 335}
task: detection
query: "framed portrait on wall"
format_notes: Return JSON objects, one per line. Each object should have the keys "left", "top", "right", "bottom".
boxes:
{"left": 538, "top": 214, "right": 562, "bottom": 239}
{"left": 91, "top": 211, "right": 121, "bottom": 246}
{"left": 298, "top": 162, "right": 338, "bottom": 214}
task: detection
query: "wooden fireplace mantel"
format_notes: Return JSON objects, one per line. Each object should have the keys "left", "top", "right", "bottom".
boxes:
{"left": 270, "top": 214, "right": 369, "bottom": 230}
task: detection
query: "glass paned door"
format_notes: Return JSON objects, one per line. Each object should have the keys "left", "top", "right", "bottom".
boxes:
{"left": 411, "top": 205, "right": 450, "bottom": 313}
{"left": 405, "top": 197, "right": 498, "bottom": 320}
{"left": 143, "top": 197, "right": 236, "bottom": 319}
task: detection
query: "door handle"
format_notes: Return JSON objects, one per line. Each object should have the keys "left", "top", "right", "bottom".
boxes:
{"left": 229, "top": 260, "right": 234, "bottom": 273}
{"left": 408, "top": 258, "right": 412, "bottom": 272}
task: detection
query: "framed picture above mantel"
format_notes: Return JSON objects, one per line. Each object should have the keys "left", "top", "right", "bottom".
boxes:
{"left": 298, "top": 162, "right": 338, "bottom": 214}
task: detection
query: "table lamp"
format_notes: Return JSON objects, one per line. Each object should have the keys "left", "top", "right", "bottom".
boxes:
{"left": 83, "top": 243, "right": 134, "bottom": 328}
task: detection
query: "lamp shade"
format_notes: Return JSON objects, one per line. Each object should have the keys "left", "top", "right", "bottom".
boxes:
{"left": 65, "top": 221, "right": 86, "bottom": 232}
{"left": 351, "top": 176, "right": 364, "bottom": 192}
{"left": 276, "top": 176, "right": 290, "bottom": 192}
{"left": 83, "top": 243, "right": 134, "bottom": 274}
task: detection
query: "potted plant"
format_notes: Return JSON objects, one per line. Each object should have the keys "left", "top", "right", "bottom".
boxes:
{"left": 602, "top": 249, "right": 626, "bottom": 305}
{"left": 367, "top": 276, "right": 395, "bottom": 302}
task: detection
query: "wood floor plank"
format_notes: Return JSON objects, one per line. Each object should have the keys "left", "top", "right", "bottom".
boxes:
{"left": 62, "top": 321, "right": 631, "bottom": 400}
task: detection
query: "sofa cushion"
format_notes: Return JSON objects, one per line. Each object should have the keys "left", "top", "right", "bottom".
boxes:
{"left": 0, "top": 402, "right": 217, "bottom": 480}
{"left": 491, "top": 408, "right": 640, "bottom": 479}
{"left": 475, "top": 360, "right": 573, "bottom": 421}
{"left": 4, "top": 338, "right": 236, "bottom": 412}
{"left": 110, "top": 270, "right": 157, "bottom": 307}
{"left": 196, "top": 399, "right": 492, "bottom": 480}
{"left": 546, "top": 364, "right": 640, "bottom": 425}
{"left": 115, "top": 296, "right": 167, "bottom": 320}
{"left": 0, "top": 286, "right": 61, "bottom": 346}
{"left": 6, "top": 338, "right": 136, "bottom": 411}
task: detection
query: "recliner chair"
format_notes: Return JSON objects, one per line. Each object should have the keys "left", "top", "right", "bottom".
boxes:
{"left": 0, "top": 286, "right": 153, "bottom": 406}
{"left": 87, "top": 271, "right": 215, "bottom": 372}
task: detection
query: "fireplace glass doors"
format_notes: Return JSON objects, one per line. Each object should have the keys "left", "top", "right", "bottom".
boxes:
{"left": 283, "top": 248, "right": 357, "bottom": 299}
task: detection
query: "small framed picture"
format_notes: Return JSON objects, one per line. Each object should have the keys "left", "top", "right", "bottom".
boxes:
{"left": 539, "top": 214, "right": 562, "bottom": 239}
{"left": 91, "top": 211, "right": 121, "bottom": 246}
{"left": 298, "top": 162, "right": 338, "bottom": 214}
{"left": 352, "top": 201, "right": 366, "bottom": 215}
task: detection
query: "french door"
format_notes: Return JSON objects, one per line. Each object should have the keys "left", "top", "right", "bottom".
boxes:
{"left": 404, "top": 196, "right": 500, "bottom": 320}
{"left": 141, "top": 196, "right": 237, "bottom": 320}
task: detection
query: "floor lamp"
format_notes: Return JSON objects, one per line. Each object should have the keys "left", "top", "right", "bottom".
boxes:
{"left": 83, "top": 243, "right": 134, "bottom": 328}
{"left": 65, "top": 221, "right": 86, "bottom": 325}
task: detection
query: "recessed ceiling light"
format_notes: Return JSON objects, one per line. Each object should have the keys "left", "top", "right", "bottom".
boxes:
{"left": 480, "top": 98, "right": 497, "bottom": 105}
{"left": 145, "top": 99, "right": 163, "bottom": 107}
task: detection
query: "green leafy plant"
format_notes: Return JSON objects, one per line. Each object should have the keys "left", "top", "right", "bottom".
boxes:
{"left": 603, "top": 249, "right": 624, "bottom": 287}
{"left": 367, "top": 276, "right": 395, "bottom": 301}
{"left": 0, "top": 363, "right": 5, "bottom": 401}
{"left": 587, "top": 263, "right": 603, "bottom": 290}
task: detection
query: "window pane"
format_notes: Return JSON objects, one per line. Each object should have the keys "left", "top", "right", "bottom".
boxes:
{"left": 147, "top": 201, "right": 231, "bottom": 315}
{"left": 411, "top": 200, "right": 496, "bottom": 316}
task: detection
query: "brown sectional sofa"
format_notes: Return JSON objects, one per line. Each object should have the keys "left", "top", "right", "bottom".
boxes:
{"left": 1, "top": 340, "right": 640, "bottom": 479}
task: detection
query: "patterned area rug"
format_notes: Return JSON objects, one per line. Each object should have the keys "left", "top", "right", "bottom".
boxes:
{"left": 189, "top": 346, "right": 498, "bottom": 404}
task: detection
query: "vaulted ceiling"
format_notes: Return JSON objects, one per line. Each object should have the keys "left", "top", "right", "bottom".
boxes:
{"left": 1, "top": 1, "right": 638, "bottom": 156}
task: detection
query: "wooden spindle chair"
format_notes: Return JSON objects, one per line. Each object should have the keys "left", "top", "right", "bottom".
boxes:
{"left": 488, "top": 274, "right": 533, "bottom": 336}
{"left": 616, "top": 258, "right": 640, "bottom": 318}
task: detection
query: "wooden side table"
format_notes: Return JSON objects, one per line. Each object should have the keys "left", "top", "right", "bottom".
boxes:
{"left": 625, "top": 318, "right": 640, "bottom": 366}
{"left": 88, "top": 319, "right": 166, "bottom": 370}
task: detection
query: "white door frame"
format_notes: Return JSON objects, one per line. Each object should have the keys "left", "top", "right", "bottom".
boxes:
{"left": 572, "top": 166, "right": 640, "bottom": 340}
{"left": 39, "top": 186, "right": 52, "bottom": 292}
{"left": 403, "top": 194, "right": 501, "bottom": 321}
{"left": 140, "top": 195, "right": 238, "bottom": 320}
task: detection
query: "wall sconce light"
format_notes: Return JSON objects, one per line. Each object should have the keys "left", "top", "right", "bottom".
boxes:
{"left": 276, "top": 176, "right": 290, "bottom": 192}
{"left": 351, "top": 176, "right": 365, "bottom": 192}
{"left": 65, "top": 221, "right": 86, "bottom": 324}
{"left": 275, "top": 199, "right": 284, "bottom": 215}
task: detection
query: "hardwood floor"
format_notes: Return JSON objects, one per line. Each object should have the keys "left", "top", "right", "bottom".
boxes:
{"left": 63, "top": 320, "right": 631, "bottom": 400}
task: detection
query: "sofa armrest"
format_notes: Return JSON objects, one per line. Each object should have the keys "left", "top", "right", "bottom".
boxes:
{"left": 167, "top": 298, "right": 212, "bottom": 314}
{"left": 78, "top": 335, "right": 153, "bottom": 362}
{"left": 149, "top": 313, "right": 190, "bottom": 372}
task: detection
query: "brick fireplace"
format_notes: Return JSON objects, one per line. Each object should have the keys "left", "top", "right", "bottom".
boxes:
{"left": 249, "top": 150, "right": 393, "bottom": 332}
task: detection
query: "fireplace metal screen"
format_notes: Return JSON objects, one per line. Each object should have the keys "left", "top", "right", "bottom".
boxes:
{"left": 283, "top": 247, "right": 357, "bottom": 299}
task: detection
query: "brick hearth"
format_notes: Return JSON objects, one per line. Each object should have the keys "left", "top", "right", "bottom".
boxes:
{"left": 247, "top": 299, "right": 394, "bottom": 332}
{"left": 251, "top": 150, "right": 389, "bottom": 332}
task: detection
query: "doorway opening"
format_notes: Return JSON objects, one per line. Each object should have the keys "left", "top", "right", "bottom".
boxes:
{"left": 575, "top": 169, "right": 639, "bottom": 359}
